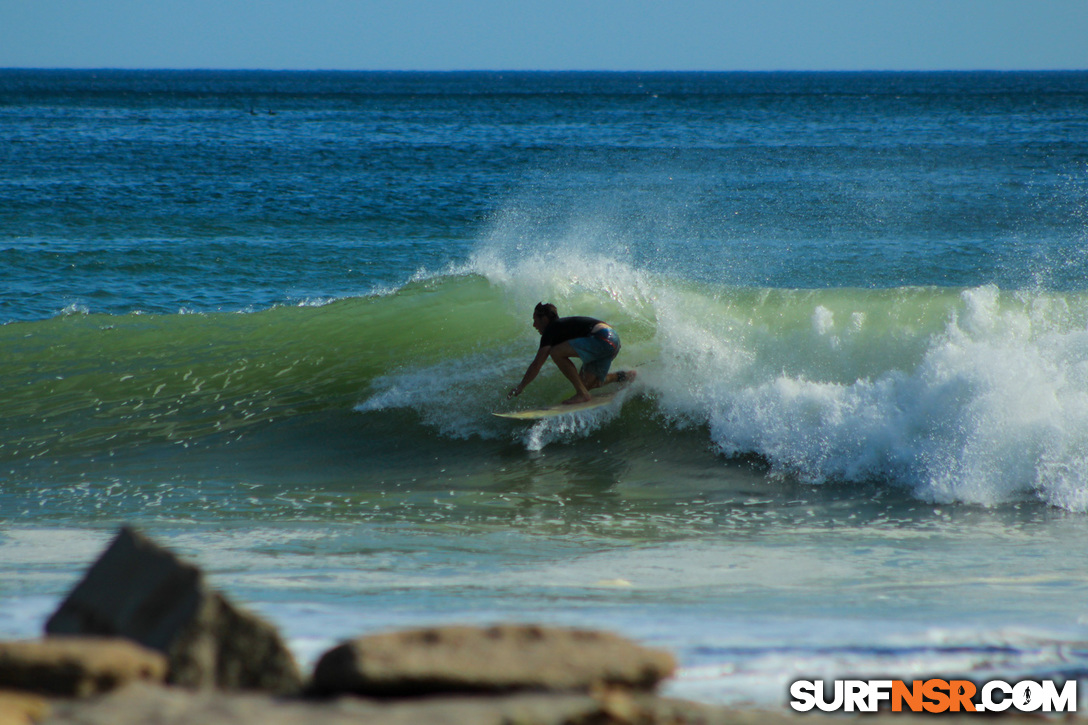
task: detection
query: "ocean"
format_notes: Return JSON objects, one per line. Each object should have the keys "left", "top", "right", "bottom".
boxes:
{"left": 2, "top": 69, "right": 1088, "bottom": 707}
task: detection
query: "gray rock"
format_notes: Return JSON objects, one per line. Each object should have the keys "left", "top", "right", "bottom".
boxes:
{"left": 45, "top": 527, "right": 302, "bottom": 694}
{"left": 312, "top": 624, "right": 677, "bottom": 697}
{"left": 0, "top": 636, "right": 166, "bottom": 697}
{"left": 33, "top": 681, "right": 1063, "bottom": 725}
{"left": 42, "top": 681, "right": 742, "bottom": 725}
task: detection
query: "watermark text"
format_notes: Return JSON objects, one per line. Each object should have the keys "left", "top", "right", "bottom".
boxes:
{"left": 789, "top": 678, "right": 1076, "bottom": 714}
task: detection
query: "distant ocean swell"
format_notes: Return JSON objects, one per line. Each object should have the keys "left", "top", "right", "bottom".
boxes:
{"left": 6, "top": 252, "right": 1084, "bottom": 510}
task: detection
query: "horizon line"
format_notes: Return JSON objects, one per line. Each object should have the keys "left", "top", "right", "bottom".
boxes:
{"left": 3, "top": 66, "right": 1087, "bottom": 74}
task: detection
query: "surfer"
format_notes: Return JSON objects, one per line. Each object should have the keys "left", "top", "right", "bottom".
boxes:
{"left": 508, "top": 302, "right": 634, "bottom": 405}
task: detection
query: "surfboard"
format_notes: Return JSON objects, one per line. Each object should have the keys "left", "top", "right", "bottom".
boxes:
{"left": 493, "top": 389, "right": 621, "bottom": 420}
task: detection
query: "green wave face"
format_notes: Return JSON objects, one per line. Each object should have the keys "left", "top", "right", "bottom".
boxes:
{"left": 6, "top": 268, "right": 1088, "bottom": 512}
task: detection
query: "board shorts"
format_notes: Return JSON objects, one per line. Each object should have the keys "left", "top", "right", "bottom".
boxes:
{"left": 570, "top": 326, "right": 621, "bottom": 382}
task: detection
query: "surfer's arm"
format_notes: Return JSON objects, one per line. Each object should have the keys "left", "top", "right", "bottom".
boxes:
{"left": 509, "top": 346, "right": 551, "bottom": 398}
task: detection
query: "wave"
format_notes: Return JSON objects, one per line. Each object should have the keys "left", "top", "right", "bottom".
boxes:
{"left": 4, "top": 252, "right": 1088, "bottom": 511}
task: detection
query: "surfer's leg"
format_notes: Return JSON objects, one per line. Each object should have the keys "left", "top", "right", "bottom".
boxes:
{"left": 580, "top": 366, "right": 602, "bottom": 389}
{"left": 603, "top": 369, "right": 637, "bottom": 386}
{"left": 569, "top": 329, "right": 621, "bottom": 391}
{"left": 548, "top": 342, "right": 592, "bottom": 404}
{"left": 568, "top": 337, "right": 612, "bottom": 391}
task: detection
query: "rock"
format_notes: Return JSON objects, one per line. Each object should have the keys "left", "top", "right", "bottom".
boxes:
{"left": 40, "top": 681, "right": 640, "bottom": 725}
{"left": 0, "top": 690, "right": 49, "bottom": 725}
{"left": 311, "top": 624, "right": 677, "bottom": 697}
{"left": 44, "top": 527, "right": 302, "bottom": 694}
{"left": 33, "top": 681, "right": 1064, "bottom": 725}
{"left": 0, "top": 636, "right": 165, "bottom": 697}
{"left": 40, "top": 682, "right": 795, "bottom": 725}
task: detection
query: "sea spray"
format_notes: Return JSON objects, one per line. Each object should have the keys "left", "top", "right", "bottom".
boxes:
{"left": 356, "top": 252, "right": 1088, "bottom": 510}
{"left": 522, "top": 390, "right": 632, "bottom": 452}
{"left": 357, "top": 351, "right": 522, "bottom": 440}
{"left": 650, "top": 284, "right": 1088, "bottom": 509}
{"left": 473, "top": 234, "right": 1088, "bottom": 510}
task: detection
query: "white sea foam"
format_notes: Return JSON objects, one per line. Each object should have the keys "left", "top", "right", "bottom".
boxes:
{"left": 522, "top": 389, "right": 631, "bottom": 452}
{"left": 649, "top": 283, "right": 1088, "bottom": 509}
{"left": 468, "top": 230, "right": 1088, "bottom": 509}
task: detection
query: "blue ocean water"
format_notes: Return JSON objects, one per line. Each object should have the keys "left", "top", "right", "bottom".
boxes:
{"left": 3, "top": 70, "right": 1088, "bottom": 707}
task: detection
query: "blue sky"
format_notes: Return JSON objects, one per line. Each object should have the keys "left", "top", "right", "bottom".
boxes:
{"left": 2, "top": 0, "right": 1086, "bottom": 71}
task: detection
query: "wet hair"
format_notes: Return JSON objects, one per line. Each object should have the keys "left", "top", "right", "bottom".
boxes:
{"left": 533, "top": 302, "right": 558, "bottom": 321}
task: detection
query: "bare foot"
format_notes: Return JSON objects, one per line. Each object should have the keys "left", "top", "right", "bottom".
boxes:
{"left": 562, "top": 392, "right": 592, "bottom": 405}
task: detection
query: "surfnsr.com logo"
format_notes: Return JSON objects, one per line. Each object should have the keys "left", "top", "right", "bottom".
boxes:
{"left": 789, "top": 679, "right": 1077, "bottom": 714}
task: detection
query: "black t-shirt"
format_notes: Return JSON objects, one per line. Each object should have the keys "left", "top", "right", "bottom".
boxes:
{"left": 539, "top": 316, "right": 602, "bottom": 348}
